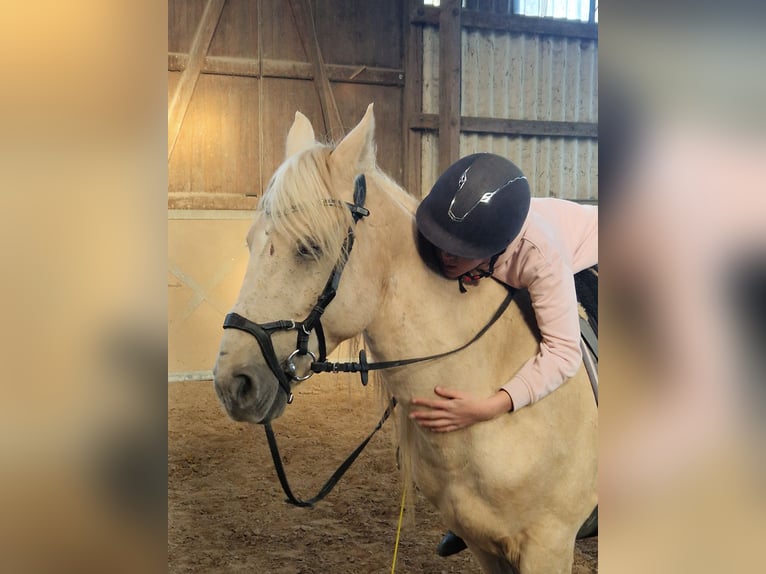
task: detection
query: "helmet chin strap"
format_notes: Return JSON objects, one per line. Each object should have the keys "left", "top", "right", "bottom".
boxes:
{"left": 457, "top": 251, "right": 503, "bottom": 293}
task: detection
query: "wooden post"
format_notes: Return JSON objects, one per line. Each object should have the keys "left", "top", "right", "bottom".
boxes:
{"left": 167, "top": 0, "right": 227, "bottom": 162}
{"left": 438, "top": 0, "right": 462, "bottom": 174}
{"left": 404, "top": 0, "right": 424, "bottom": 198}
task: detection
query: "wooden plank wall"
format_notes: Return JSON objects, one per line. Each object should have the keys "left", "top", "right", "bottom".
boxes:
{"left": 168, "top": 0, "right": 406, "bottom": 210}
{"left": 167, "top": 1, "right": 598, "bottom": 375}
{"left": 167, "top": 0, "right": 597, "bottom": 207}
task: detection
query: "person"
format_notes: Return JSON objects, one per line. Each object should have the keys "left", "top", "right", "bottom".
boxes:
{"left": 410, "top": 153, "right": 598, "bottom": 556}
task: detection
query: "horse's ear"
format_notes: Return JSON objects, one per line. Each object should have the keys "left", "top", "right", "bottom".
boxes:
{"left": 330, "top": 103, "right": 375, "bottom": 173}
{"left": 285, "top": 111, "right": 317, "bottom": 158}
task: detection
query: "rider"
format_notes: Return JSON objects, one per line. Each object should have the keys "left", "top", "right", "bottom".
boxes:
{"left": 410, "top": 153, "right": 598, "bottom": 556}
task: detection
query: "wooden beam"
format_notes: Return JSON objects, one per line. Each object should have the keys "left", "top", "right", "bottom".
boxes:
{"left": 167, "top": 0, "right": 226, "bottom": 162}
{"left": 403, "top": 0, "right": 424, "bottom": 198}
{"left": 439, "top": 0, "right": 462, "bottom": 174}
{"left": 168, "top": 53, "right": 404, "bottom": 86}
{"left": 464, "top": 116, "right": 598, "bottom": 138}
{"left": 411, "top": 113, "right": 598, "bottom": 139}
{"left": 412, "top": 5, "right": 598, "bottom": 40}
{"left": 287, "top": 0, "right": 344, "bottom": 140}
{"left": 168, "top": 193, "right": 259, "bottom": 211}
{"left": 167, "top": 191, "right": 596, "bottom": 211}
{"left": 322, "top": 64, "right": 404, "bottom": 86}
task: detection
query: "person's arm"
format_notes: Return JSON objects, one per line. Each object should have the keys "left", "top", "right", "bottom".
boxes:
{"left": 410, "top": 250, "right": 582, "bottom": 431}
{"left": 500, "top": 252, "right": 582, "bottom": 410}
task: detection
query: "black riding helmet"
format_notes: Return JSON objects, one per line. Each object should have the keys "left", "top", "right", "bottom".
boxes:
{"left": 416, "top": 153, "right": 531, "bottom": 260}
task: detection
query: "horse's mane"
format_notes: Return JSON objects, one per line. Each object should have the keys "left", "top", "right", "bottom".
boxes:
{"left": 259, "top": 143, "right": 422, "bottom": 268}
{"left": 259, "top": 145, "right": 353, "bottom": 265}
{"left": 371, "top": 169, "right": 419, "bottom": 215}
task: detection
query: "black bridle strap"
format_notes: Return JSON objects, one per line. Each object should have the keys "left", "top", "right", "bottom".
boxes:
{"left": 267, "top": 284, "right": 515, "bottom": 508}
{"left": 295, "top": 173, "right": 367, "bottom": 355}
{"left": 299, "top": 229, "right": 355, "bottom": 347}
{"left": 262, "top": 283, "right": 514, "bottom": 508}
{"left": 311, "top": 283, "right": 517, "bottom": 377}
{"left": 223, "top": 175, "right": 370, "bottom": 396}
{"left": 222, "top": 313, "right": 295, "bottom": 401}
{"left": 264, "top": 397, "right": 397, "bottom": 507}
{"left": 224, "top": 173, "right": 517, "bottom": 508}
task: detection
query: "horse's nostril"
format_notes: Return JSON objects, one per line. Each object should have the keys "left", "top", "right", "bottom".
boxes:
{"left": 236, "top": 374, "right": 253, "bottom": 402}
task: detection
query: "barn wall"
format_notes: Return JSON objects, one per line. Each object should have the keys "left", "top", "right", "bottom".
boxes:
{"left": 168, "top": 0, "right": 598, "bottom": 376}
{"left": 168, "top": 0, "right": 405, "bottom": 209}
{"left": 168, "top": 0, "right": 407, "bottom": 375}
{"left": 168, "top": 213, "right": 252, "bottom": 373}
{"left": 460, "top": 31, "right": 597, "bottom": 201}
{"left": 418, "top": 7, "right": 598, "bottom": 201}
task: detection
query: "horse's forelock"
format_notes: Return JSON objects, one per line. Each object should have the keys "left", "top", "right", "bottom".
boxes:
{"left": 261, "top": 146, "right": 351, "bottom": 263}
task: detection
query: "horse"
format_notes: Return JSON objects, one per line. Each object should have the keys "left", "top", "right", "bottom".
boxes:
{"left": 213, "top": 104, "right": 597, "bottom": 573}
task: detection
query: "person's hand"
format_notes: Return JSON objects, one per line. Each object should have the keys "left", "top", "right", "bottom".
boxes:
{"left": 409, "top": 387, "right": 513, "bottom": 432}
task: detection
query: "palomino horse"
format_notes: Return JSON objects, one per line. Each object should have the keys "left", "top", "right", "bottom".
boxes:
{"left": 213, "top": 104, "right": 597, "bottom": 573}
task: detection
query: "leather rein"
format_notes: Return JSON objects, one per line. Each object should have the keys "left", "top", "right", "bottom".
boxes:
{"left": 222, "top": 174, "right": 515, "bottom": 507}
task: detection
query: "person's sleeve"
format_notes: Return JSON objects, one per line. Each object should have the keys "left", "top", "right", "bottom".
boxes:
{"left": 501, "top": 251, "right": 582, "bottom": 410}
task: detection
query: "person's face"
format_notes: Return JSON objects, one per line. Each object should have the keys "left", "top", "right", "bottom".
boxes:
{"left": 436, "top": 249, "right": 488, "bottom": 279}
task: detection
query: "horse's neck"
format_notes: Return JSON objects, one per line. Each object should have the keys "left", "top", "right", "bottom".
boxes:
{"left": 362, "top": 175, "right": 515, "bottom": 400}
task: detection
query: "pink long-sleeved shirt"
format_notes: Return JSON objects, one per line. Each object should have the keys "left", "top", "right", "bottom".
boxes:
{"left": 491, "top": 198, "right": 598, "bottom": 410}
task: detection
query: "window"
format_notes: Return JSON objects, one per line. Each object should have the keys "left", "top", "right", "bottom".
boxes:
{"left": 422, "top": 1, "right": 597, "bottom": 23}
{"left": 513, "top": 0, "right": 596, "bottom": 22}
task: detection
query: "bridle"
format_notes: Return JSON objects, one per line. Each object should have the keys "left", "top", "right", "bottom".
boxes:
{"left": 221, "top": 173, "right": 515, "bottom": 507}
{"left": 222, "top": 174, "right": 371, "bottom": 404}
{"left": 222, "top": 173, "right": 515, "bottom": 404}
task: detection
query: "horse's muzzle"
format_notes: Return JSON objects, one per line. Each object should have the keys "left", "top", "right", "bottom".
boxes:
{"left": 213, "top": 361, "right": 287, "bottom": 424}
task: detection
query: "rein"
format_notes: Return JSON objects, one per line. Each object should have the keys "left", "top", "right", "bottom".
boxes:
{"left": 264, "top": 397, "right": 397, "bottom": 507}
{"left": 222, "top": 173, "right": 516, "bottom": 507}
{"left": 310, "top": 282, "right": 515, "bottom": 380}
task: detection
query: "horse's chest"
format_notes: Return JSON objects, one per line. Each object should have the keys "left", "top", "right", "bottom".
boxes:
{"left": 412, "top": 454, "right": 475, "bottom": 506}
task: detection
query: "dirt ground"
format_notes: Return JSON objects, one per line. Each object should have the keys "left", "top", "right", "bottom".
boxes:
{"left": 169, "top": 376, "right": 597, "bottom": 573}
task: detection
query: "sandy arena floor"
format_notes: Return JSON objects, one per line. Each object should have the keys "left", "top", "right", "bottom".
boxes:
{"left": 169, "top": 377, "right": 597, "bottom": 573}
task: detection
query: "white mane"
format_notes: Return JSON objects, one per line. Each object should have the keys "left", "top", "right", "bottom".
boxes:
{"left": 259, "top": 145, "right": 353, "bottom": 264}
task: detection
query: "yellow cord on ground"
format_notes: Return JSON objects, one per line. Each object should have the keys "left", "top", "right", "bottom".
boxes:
{"left": 390, "top": 486, "right": 407, "bottom": 574}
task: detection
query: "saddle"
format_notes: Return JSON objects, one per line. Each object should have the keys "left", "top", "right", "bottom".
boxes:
{"left": 575, "top": 265, "right": 598, "bottom": 404}
{"left": 574, "top": 265, "right": 599, "bottom": 539}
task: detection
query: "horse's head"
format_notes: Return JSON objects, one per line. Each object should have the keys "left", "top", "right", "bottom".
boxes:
{"left": 214, "top": 104, "right": 386, "bottom": 423}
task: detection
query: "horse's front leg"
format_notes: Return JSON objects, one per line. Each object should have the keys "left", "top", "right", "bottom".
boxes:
{"left": 469, "top": 525, "right": 575, "bottom": 574}
{"left": 516, "top": 525, "right": 576, "bottom": 574}
{"left": 469, "top": 545, "right": 519, "bottom": 574}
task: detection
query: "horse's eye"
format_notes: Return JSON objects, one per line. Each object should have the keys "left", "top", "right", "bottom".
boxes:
{"left": 296, "top": 241, "right": 322, "bottom": 259}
